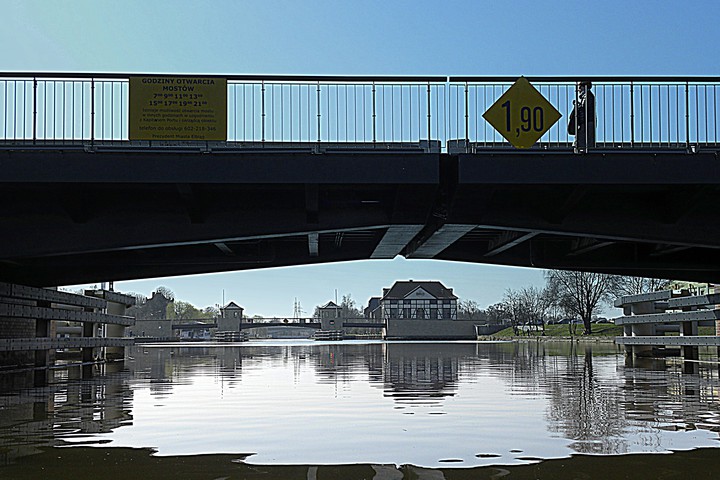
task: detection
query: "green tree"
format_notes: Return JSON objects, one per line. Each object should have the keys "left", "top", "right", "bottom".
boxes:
{"left": 166, "top": 300, "right": 202, "bottom": 320}
{"left": 485, "top": 302, "right": 511, "bottom": 325}
{"left": 340, "top": 294, "right": 362, "bottom": 318}
{"left": 200, "top": 305, "right": 220, "bottom": 319}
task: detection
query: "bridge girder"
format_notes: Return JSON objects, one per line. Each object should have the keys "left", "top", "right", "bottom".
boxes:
{"left": 1, "top": 147, "right": 720, "bottom": 285}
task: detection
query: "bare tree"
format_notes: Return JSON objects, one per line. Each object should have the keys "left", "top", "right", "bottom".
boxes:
{"left": 126, "top": 292, "right": 148, "bottom": 305}
{"left": 503, "top": 288, "right": 527, "bottom": 335}
{"left": 156, "top": 286, "right": 175, "bottom": 302}
{"left": 518, "top": 285, "right": 556, "bottom": 334}
{"left": 458, "top": 299, "right": 484, "bottom": 320}
{"left": 545, "top": 270, "right": 619, "bottom": 335}
{"left": 613, "top": 276, "right": 671, "bottom": 297}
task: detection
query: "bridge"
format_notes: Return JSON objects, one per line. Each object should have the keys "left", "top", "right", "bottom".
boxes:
{"left": 1, "top": 74, "right": 720, "bottom": 286}
{"left": 171, "top": 318, "right": 385, "bottom": 331}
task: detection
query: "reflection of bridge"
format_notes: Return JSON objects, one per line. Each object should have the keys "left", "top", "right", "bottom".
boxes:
{"left": 2, "top": 74, "right": 720, "bottom": 286}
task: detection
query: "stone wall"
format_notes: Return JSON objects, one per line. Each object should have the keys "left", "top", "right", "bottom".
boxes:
{"left": 385, "top": 319, "right": 479, "bottom": 340}
{"left": 129, "top": 319, "right": 173, "bottom": 339}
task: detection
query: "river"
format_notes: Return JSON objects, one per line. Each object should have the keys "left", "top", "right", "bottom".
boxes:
{"left": 1, "top": 340, "right": 720, "bottom": 479}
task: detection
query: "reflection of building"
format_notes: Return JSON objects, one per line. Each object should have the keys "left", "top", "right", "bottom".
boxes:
{"left": 379, "top": 280, "right": 458, "bottom": 321}
{"left": 383, "top": 343, "right": 464, "bottom": 403}
{"left": 0, "top": 362, "right": 133, "bottom": 465}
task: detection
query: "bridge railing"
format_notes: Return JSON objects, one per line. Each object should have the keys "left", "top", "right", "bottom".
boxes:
{"left": 227, "top": 77, "right": 448, "bottom": 146}
{"left": 451, "top": 76, "right": 720, "bottom": 150}
{"left": 1, "top": 73, "right": 719, "bottom": 151}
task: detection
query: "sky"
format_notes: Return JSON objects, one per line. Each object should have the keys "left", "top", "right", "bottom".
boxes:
{"left": 3, "top": 0, "right": 719, "bottom": 317}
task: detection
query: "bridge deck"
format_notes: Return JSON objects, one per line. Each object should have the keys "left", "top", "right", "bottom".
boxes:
{"left": 614, "top": 310, "right": 720, "bottom": 326}
{"left": 1, "top": 74, "right": 720, "bottom": 286}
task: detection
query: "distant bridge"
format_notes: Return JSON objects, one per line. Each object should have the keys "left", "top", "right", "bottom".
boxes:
{"left": 2, "top": 74, "right": 720, "bottom": 286}
{"left": 172, "top": 318, "right": 386, "bottom": 331}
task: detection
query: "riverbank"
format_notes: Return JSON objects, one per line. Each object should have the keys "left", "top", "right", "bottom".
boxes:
{"left": 480, "top": 323, "right": 717, "bottom": 343}
{"left": 478, "top": 335, "right": 617, "bottom": 343}
{"left": 478, "top": 323, "right": 622, "bottom": 342}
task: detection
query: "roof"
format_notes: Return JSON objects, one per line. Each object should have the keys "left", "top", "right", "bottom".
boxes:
{"left": 381, "top": 280, "right": 457, "bottom": 300}
{"left": 366, "top": 297, "right": 381, "bottom": 311}
{"left": 223, "top": 301, "right": 243, "bottom": 309}
{"left": 319, "top": 301, "right": 341, "bottom": 309}
{"left": 364, "top": 297, "right": 381, "bottom": 316}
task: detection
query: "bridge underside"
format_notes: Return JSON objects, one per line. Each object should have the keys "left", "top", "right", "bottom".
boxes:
{"left": 1, "top": 147, "right": 720, "bottom": 286}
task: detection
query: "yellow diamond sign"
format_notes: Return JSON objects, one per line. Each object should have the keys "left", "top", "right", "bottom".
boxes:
{"left": 482, "top": 77, "right": 561, "bottom": 149}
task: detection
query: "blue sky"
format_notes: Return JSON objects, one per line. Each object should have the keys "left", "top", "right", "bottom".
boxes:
{"left": 4, "top": 1, "right": 718, "bottom": 316}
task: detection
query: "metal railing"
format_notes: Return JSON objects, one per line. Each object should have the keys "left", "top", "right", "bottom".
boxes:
{"left": 1, "top": 73, "right": 719, "bottom": 151}
{"left": 226, "top": 78, "right": 447, "bottom": 145}
{"left": 451, "top": 76, "right": 720, "bottom": 151}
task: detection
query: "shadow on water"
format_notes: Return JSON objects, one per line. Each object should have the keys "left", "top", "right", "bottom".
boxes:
{"left": 1, "top": 340, "right": 720, "bottom": 478}
{"left": 2, "top": 446, "right": 720, "bottom": 479}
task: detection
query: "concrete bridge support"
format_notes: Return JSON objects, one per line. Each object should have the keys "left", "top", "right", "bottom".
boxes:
{"left": 0, "top": 283, "right": 136, "bottom": 384}
{"left": 622, "top": 301, "right": 657, "bottom": 358}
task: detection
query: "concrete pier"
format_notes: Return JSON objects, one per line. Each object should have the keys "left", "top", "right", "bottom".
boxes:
{"left": 615, "top": 290, "right": 720, "bottom": 371}
{"left": 0, "top": 282, "right": 135, "bottom": 383}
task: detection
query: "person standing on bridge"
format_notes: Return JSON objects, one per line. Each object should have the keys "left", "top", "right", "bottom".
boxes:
{"left": 567, "top": 81, "right": 596, "bottom": 153}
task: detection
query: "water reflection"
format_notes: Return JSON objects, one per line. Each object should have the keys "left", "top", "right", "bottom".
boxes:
{"left": 1, "top": 340, "right": 719, "bottom": 471}
{"left": 383, "top": 343, "right": 463, "bottom": 405}
{"left": 0, "top": 362, "right": 133, "bottom": 465}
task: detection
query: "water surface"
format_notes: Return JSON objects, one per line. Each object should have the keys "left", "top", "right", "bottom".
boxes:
{"left": 1, "top": 340, "right": 719, "bottom": 477}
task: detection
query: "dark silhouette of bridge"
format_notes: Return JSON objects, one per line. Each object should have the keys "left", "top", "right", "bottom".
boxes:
{"left": 1, "top": 74, "right": 719, "bottom": 286}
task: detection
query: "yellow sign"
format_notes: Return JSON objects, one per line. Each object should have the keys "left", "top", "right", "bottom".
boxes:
{"left": 482, "top": 77, "right": 561, "bottom": 149}
{"left": 129, "top": 76, "right": 227, "bottom": 141}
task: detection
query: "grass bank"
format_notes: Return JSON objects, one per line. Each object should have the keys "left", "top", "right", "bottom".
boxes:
{"left": 490, "top": 324, "right": 716, "bottom": 339}
{"left": 493, "top": 323, "right": 623, "bottom": 338}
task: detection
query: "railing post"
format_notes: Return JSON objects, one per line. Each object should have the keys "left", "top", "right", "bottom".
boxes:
{"left": 629, "top": 81, "right": 634, "bottom": 147}
{"left": 316, "top": 82, "right": 321, "bottom": 142}
{"left": 464, "top": 82, "right": 469, "bottom": 152}
{"left": 685, "top": 82, "right": 690, "bottom": 149}
{"left": 261, "top": 81, "right": 265, "bottom": 143}
{"left": 90, "top": 78, "right": 95, "bottom": 145}
{"left": 426, "top": 83, "right": 431, "bottom": 145}
{"left": 32, "top": 78, "right": 37, "bottom": 144}
{"left": 372, "top": 82, "right": 377, "bottom": 143}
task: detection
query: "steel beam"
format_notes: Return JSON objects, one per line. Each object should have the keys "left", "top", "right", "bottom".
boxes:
{"left": 407, "top": 224, "right": 477, "bottom": 258}
{"left": 371, "top": 225, "right": 423, "bottom": 259}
